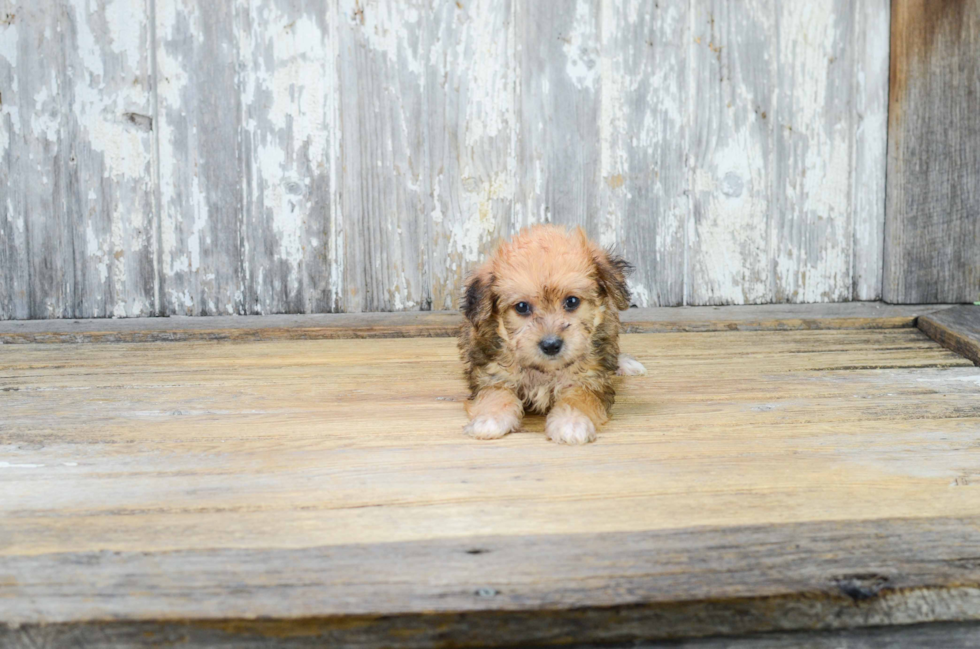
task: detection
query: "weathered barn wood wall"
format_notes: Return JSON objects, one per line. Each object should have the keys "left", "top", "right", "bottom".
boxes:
{"left": 884, "top": 0, "right": 980, "bottom": 305}
{"left": 0, "top": 0, "right": 889, "bottom": 318}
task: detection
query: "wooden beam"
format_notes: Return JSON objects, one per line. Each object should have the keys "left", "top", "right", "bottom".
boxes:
{"left": 884, "top": 0, "right": 980, "bottom": 303}
{"left": 4, "top": 517, "right": 980, "bottom": 648}
{"left": 0, "top": 303, "right": 958, "bottom": 344}
{"left": 918, "top": 305, "right": 980, "bottom": 366}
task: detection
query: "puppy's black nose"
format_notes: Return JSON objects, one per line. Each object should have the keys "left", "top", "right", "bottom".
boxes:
{"left": 539, "top": 336, "right": 563, "bottom": 356}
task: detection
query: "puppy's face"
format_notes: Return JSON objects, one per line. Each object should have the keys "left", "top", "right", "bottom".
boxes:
{"left": 464, "top": 225, "right": 631, "bottom": 372}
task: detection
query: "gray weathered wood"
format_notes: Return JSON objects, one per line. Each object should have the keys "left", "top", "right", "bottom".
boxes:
{"left": 0, "top": 0, "right": 157, "bottom": 319}
{"left": 574, "top": 622, "right": 980, "bottom": 649}
{"left": 0, "top": 302, "right": 957, "bottom": 344}
{"left": 4, "top": 517, "right": 980, "bottom": 647}
{"left": 598, "top": 0, "right": 688, "bottom": 307}
{"left": 918, "top": 305, "right": 980, "bottom": 366}
{"left": 0, "top": 0, "right": 893, "bottom": 318}
{"left": 239, "top": 0, "right": 341, "bottom": 315}
{"left": 155, "top": 0, "right": 246, "bottom": 316}
{"left": 884, "top": 0, "right": 980, "bottom": 304}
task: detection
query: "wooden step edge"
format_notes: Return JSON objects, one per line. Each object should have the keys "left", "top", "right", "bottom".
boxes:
{"left": 917, "top": 305, "right": 980, "bottom": 366}
{"left": 0, "top": 303, "right": 961, "bottom": 344}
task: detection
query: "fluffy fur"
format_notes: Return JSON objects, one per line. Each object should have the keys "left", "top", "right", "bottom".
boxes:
{"left": 458, "top": 224, "right": 645, "bottom": 444}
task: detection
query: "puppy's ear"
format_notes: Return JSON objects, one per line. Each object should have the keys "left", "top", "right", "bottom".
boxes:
{"left": 594, "top": 250, "right": 633, "bottom": 311}
{"left": 462, "top": 266, "right": 495, "bottom": 326}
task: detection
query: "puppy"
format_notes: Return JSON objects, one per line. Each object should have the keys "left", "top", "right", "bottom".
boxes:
{"left": 458, "top": 224, "right": 646, "bottom": 445}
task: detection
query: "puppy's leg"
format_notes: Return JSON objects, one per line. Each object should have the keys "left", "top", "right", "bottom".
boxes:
{"left": 464, "top": 387, "right": 523, "bottom": 440}
{"left": 546, "top": 387, "right": 609, "bottom": 445}
{"left": 616, "top": 353, "right": 647, "bottom": 376}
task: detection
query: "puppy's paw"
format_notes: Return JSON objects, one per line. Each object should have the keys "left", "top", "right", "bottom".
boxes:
{"left": 464, "top": 413, "right": 519, "bottom": 440}
{"left": 616, "top": 353, "right": 647, "bottom": 376}
{"left": 545, "top": 411, "right": 597, "bottom": 445}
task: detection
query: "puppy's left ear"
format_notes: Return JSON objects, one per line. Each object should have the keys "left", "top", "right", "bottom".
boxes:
{"left": 594, "top": 250, "right": 633, "bottom": 311}
{"left": 462, "top": 265, "right": 495, "bottom": 326}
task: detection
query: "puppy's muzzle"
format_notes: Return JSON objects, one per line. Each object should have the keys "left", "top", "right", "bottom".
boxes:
{"left": 539, "top": 336, "right": 564, "bottom": 356}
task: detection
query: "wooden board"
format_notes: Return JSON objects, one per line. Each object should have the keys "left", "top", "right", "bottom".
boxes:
{"left": 918, "top": 305, "right": 980, "bottom": 366}
{"left": 884, "top": 0, "right": 980, "bottom": 304}
{"left": 0, "top": 0, "right": 158, "bottom": 319}
{"left": 0, "top": 0, "right": 891, "bottom": 319}
{"left": 0, "top": 302, "right": 957, "bottom": 344}
{"left": 2, "top": 328, "right": 980, "bottom": 646}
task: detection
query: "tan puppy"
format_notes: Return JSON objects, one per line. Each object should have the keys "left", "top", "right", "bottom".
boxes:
{"left": 458, "top": 224, "right": 646, "bottom": 444}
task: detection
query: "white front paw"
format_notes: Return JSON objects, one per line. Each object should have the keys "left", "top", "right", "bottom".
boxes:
{"left": 616, "top": 353, "right": 647, "bottom": 376}
{"left": 545, "top": 412, "right": 597, "bottom": 445}
{"left": 464, "top": 414, "right": 519, "bottom": 440}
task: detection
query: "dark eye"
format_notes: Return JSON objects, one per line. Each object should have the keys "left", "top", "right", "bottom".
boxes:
{"left": 563, "top": 296, "right": 580, "bottom": 311}
{"left": 514, "top": 301, "right": 532, "bottom": 315}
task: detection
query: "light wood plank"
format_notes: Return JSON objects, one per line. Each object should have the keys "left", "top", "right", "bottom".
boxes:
{"left": 239, "top": 0, "right": 341, "bottom": 315}
{"left": 884, "top": 0, "right": 980, "bottom": 303}
{"left": 689, "top": 0, "right": 774, "bottom": 305}
{"left": 155, "top": 0, "right": 246, "bottom": 316}
{"left": 516, "top": 0, "right": 601, "bottom": 231}
{"left": 0, "top": 0, "right": 157, "bottom": 319}
{"left": 598, "top": 0, "right": 688, "bottom": 306}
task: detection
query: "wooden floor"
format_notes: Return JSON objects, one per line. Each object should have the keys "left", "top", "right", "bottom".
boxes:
{"left": 3, "top": 323, "right": 980, "bottom": 647}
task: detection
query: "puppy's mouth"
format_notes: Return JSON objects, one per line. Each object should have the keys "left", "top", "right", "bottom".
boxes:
{"left": 525, "top": 357, "right": 578, "bottom": 373}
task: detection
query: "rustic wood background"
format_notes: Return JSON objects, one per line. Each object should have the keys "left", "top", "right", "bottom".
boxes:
{"left": 0, "top": 0, "right": 891, "bottom": 319}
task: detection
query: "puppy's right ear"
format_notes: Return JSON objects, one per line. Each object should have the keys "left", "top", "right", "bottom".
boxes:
{"left": 463, "top": 266, "right": 495, "bottom": 326}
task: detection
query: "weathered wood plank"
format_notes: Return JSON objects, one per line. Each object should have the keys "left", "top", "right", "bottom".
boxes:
{"left": 0, "top": 303, "right": 957, "bottom": 344}
{"left": 239, "top": 0, "right": 340, "bottom": 315}
{"left": 0, "top": 0, "right": 157, "bottom": 319}
{"left": 336, "top": 0, "right": 427, "bottom": 312}
{"left": 580, "top": 622, "right": 980, "bottom": 648}
{"left": 918, "top": 305, "right": 980, "bottom": 366}
{"left": 4, "top": 517, "right": 980, "bottom": 648}
{"left": 689, "top": 0, "right": 774, "bottom": 305}
{"left": 424, "top": 0, "right": 516, "bottom": 312}
{"left": 771, "top": 0, "right": 854, "bottom": 303}
{"left": 516, "top": 0, "right": 600, "bottom": 232}
{"left": 155, "top": 0, "right": 246, "bottom": 315}
{"left": 884, "top": 0, "right": 980, "bottom": 303}
{"left": 851, "top": 0, "right": 890, "bottom": 301}
{"left": 598, "top": 0, "right": 688, "bottom": 307}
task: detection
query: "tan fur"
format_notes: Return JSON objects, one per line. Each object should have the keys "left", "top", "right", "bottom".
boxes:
{"left": 458, "top": 224, "right": 642, "bottom": 444}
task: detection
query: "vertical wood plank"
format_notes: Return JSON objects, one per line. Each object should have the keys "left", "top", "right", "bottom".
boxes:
{"left": 689, "top": 0, "right": 774, "bottom": 305}
{"left": 424, "top": 0, "right": 517, "bottom": 311}
{"left": 337, "top": 0, "right": 427, "bottom": 312}
{"left": 0, "top": 1, "right": 33, "bottom": 319}
{"left": 155, "top": 0, "right": 245, "bottom": 315}
{"left": 598, "top": 0, "right": 688, "bottom": 307}
{"left": 851, "top": 0, "right": 889, "bottom": 301}
{"left": 771, "top": 0, "right": 854, "bottom": 303}
{"left": 884, "top": 0, "right": 980, "bottom": 304}
{"left": 0, "top": 0, "right": 157, "bottom": 320}
{"left": 516, "top": 0, "right": 601, "bottom": 233}
{"left": 239, "top": 0, "right": 340, "bottom": 314}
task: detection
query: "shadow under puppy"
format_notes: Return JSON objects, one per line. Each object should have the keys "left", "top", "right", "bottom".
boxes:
{"left": 458, "top": 224, "right": 647, "bottom": 445}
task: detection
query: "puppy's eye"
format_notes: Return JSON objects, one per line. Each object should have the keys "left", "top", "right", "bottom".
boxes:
{"left": 563, "top": 296, "right": 580, "bottom": 312}
{"left": 514, "top": 301, "right": 532, "bottom": 315}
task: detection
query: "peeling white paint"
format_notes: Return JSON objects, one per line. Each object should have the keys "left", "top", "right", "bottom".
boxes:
{"left": 563, "top": 0, "right": 598, "bottom": 91}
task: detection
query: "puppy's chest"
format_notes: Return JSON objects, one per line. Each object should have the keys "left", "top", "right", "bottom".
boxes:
{"left": 516, "top": 369, "right": 572, "bottom": 413}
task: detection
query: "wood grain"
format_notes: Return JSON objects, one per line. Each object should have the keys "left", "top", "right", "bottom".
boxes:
{"left": 0, "top": 0, "right": 158, "bottom": 319}
{"left": 4, "top": 518, "right": 980, "bottom": 647}
{"left": 1, "top": 329, "right": 979, "bottom": 646}
{"left": 884, "top": 0, "right": 980, "bottom": 303}
{"left": 0, "top": 0, "right": 893, "bottom": 318}
{"left": 918, "top": 305, "right": 980, "bottom": 366}
{"left": 0, "top": 303, "right": 957, "bottom": 344}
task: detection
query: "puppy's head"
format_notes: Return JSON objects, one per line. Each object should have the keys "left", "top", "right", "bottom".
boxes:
{"left": 463, "top": 225, "right": 632, "bottom": 371}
